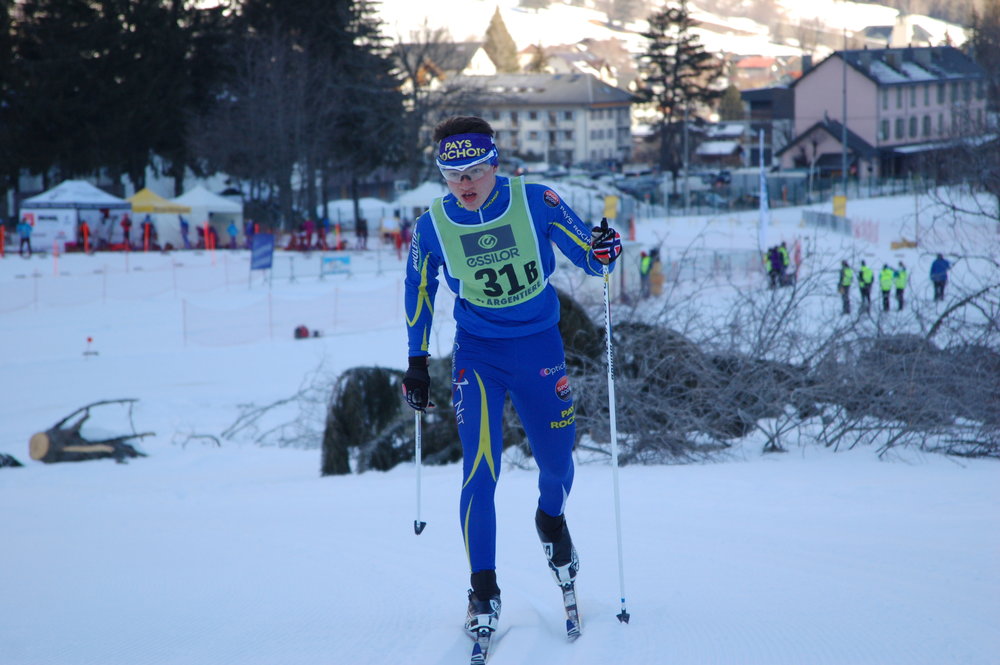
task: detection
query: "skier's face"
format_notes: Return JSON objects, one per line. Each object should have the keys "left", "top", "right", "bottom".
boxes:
{"left": 444, "top": 165, "right": 497, "bottom": 211}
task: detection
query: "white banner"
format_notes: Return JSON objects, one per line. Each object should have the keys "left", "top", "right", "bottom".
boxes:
{"left": 21, "top": 208, "right": 76, "bottom": 252}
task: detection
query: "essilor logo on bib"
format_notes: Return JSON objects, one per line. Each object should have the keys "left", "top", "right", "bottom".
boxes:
{"left": 478, "top": 234, "right": 498, "bottom": 250}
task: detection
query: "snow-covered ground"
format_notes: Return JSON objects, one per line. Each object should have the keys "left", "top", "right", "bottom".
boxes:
{"left": 2, "top": 190, "right": 998, "bottom": 664}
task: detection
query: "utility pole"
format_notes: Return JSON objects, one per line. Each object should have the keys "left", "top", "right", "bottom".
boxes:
{"left": 683, "top": 104, "right": 689, "bottom": 215}
{"left": 841, "top": 29, "right": 849, "bottom": 199}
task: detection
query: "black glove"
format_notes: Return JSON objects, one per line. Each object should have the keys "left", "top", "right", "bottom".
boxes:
{"left": 590, "top": 217, "right": 622, "bottom": 264}
{"left": 402, "top": 355, "right": 432, "bottom": 411}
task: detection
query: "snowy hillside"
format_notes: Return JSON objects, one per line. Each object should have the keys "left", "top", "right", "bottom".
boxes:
{"left": 1, "top": 188, "right": 998, "bottom": 664}
{"left": 373, "top": 0, "right": 966, "bottom": 59}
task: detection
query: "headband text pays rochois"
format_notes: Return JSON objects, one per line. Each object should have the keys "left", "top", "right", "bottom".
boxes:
{"left": 436, "top": 133, "right": 498, "bottom": 170}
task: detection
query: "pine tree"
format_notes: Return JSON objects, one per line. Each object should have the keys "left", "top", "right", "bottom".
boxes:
{"left": 0, "top": 0, "right": 16, "bottom": 210}
{"left": 484, "top": 7, "right": 520, "bottom": 73}
{"left": 524, "top": 43, "right": 549, "bottom": 73}
{"left": 970, "top": 0, "right": 1000, "bottom": 114}
{"left": 637, "top": 0, "right": 725, "bottom": 179}
{"left": 7, "top": 0, "right": 107, "bottom": 182}
{"left": 718, "top": 85, "right": 745, "bottom": 121}
{"left": 192, "top": 0, "right": 403, "bottom": 228}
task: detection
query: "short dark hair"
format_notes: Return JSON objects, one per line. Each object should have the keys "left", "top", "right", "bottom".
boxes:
{"left": 432, "top": 116, "right": 495, "bottom": 143}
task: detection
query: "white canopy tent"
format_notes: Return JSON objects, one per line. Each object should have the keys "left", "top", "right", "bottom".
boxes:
{"left": 170, "top": 186, "right": 243, "bottom": 244}
{"left": 324, "top": 197, "right": 396, "bottom": 229}
{"left": 394, "top": 181, "right": 448, "bottom": 218}
{"left": 20, "top": 180, "right": 131, "bottom": 251}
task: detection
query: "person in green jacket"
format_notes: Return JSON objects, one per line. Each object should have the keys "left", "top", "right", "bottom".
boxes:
{"left": 894, "top": 261, "right": 908, "bottom": 310}
{"left": 838, "top": 260, "right": 853, "bottom": 314}
{"left": 639, "top": 251, "right": 652, "bottom": 298}
{"left": 879, "top": 264, "right": 894, "bottom": 312}
{"left": 858, "top": 261, "right": 874, "bottom": 313}
{"left": 777, "top": 241, "right": 791, "bottom": 286}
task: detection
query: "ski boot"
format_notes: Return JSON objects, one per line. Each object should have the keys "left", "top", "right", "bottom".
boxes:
{"left": 465, "top": 570, "right": 501, "bottom": 637}
{"left": 466, "top": 571, "right": 501, "bottom": 664}
{"left": 536, "top": 508, "right": 582, "bottom": 639}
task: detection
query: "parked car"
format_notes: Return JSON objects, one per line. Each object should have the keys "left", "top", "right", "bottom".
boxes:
{"left": 690, "top": 191, "right": 728, "bottom": 209}
{"left": 704, "top": 192, "right": 729, "bottom": 208}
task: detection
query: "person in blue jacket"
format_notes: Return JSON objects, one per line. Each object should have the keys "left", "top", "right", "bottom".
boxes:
{"left": 930, "top": 253, "right": 950, "bottom": 301}
{"left": 401, "top": 116, "right": 621, "bottom": 640}
{"left": 17, "top": 216, "right": 33, "bottom": 256}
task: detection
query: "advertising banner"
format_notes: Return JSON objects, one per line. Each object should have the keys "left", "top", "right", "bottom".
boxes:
{"left": 250, "top": 233, "right": 275, "bottom": 270}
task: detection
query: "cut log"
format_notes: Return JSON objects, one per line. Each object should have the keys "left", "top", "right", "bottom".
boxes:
{"left": 28, "top": 400, "right": 152, "bottom": 464}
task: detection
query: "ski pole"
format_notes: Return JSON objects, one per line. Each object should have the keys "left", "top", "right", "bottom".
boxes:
{"left": 602, "top": 262, "right": 630, "bottom": 624}
{"left": 413, "top": 410, "right": 427, "bottom": 535}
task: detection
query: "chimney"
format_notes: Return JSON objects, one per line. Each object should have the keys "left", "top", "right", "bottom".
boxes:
{"left": 914, "top": 47, "right": 932, "bottom": 68}
{"left": 859, "top": 50, "right": 872, "bottom": 70}
{"left": 884, "top": 49, "right": 901, "bottom": 70}
{"left": 890, "top": 13, "right": 910, "bottom": 48}
{"left": 802, "top": 54, "right": 812, "bottom": 74}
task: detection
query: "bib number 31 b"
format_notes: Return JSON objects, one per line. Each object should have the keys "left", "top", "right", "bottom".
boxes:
{"left": 475, "top": 260, "right": 539, "bottom": 298}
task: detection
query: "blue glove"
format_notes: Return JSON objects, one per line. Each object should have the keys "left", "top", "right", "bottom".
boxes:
{"left": 590, "top": 217, "right": 622, "bottom": 264}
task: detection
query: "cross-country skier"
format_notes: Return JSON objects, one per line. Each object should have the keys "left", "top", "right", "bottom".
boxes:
{"left": 401, "top": 115, "right": 622, "bottom": 655}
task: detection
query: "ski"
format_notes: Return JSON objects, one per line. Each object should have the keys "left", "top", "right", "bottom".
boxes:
{"left": 561, "top": 581, "right": 582, "bottom": 640}
{"left": 469, "top": 627, "right": 494, "bottom": 664}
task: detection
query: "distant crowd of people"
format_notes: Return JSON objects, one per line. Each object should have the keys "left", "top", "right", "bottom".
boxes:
{"left": 838, "top": 253, "right": 951, "bottom": 314}
{"left": 765, "top": 241, "right": 796, "bottom": 288}
{"left": 9, "top": 210, "right": 416, "bottom": 257}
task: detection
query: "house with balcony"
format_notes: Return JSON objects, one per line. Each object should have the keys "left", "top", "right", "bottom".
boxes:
{"left": 451, "top": 73, "right": 635, "bottom": 167}
{"left": 777, "top": 46, "right": 987, "bottom": 180}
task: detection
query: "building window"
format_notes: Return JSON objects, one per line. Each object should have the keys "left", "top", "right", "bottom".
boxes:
{"left": 564, "top": 110, "right": 573, "bottom": 121}
{"left": 564, "top": 130, "right": 573, "bottom": 140}
{"left": 977, "top": 108, "right": 983, "bottom": 127}
{"left": 962, "top": 81, "right": 971, "bottom": 101}
{"left": 951, "top": 82, "right": 958, "bottom": 102}
{"left": 910, "top": 85, "right": 917, "bottom": 106}
{"left": 528, "top": 111, "right": 538, "bottom": 121}
{"left": 976, "top": 80, "right": 985, "bottom": 99}
{"left": 924, "top": 84, "right": 930, "bottom": 106}
{"left": 938, "top": 113, "right": 944, "bottom": 135}
{"left": 510, "top": 111, "right": 519, "bottom": 126}
{"left": 528, "top": 130, "right": 538, "bottom": 140}
{"left": 909, "top": 116, "right": 917, "bottom": 138}
{"left": 880, "top": 119, "right": 889, "bottom": 140}
{"left": 937, "top": 82, "right": 945, "bottom": 104}
{"left": 896, "top": 86, "right": 903, "bottom": 108}
{"left": 895, "top": 118, "right": 904, "bottom": 139}
{"left": 922, "top": 115, "right": 931, "bottom": 136}
{"left": 881, "top": 89, "right": 888, "bottom": 110}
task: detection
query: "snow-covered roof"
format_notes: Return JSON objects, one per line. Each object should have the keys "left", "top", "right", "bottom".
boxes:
{"left": 898, "top": 61, "right": 937, "bottom": 82}
{"left": 799, "top": 47, "right": 985, "bottom": 89}
{"left": 696, "top": 140, "right": 742, "bottom": 156}
{"left": 708, "top": 124, "right": 745, "bottom": 139}
{"left": 453, "top": 72, "right": 632, "bottom": 106}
